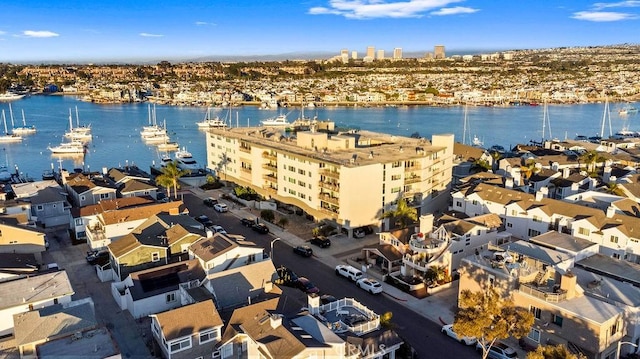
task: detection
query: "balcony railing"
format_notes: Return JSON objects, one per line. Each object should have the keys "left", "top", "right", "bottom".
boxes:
{"left": 318, "top": 181, "right": 340, "bottom": 191}
{"left": 409, "top": 237, "right": 447, "bottom": 254}
{"left": 262, "top": 186, "right": 277, "bottom": 194}
{"left": 320, "top": 169, "right": 340, "bottom": 179}
{"left": 240, "top": 167, "right": 252, "bottom": 173}
{"left": 320, "top": 193, "right": 340, "bottom": 205}
{"left": 262, "top": 163, "right": 278, "bottom": 171}
{"left": 405, "top": 164, "right": 421, "bottom": 171}
{"left": 262, "top": 152, "right": 277, "bottom": 160}
{"left": 519, "top": 283, "right": 567, "bottom": 303}
{"left": 404, "top": 176, "right": 421, "bottom": 184}
{"left": 86, "top": 226, "right": 107, "bottom": 243}
{"left": 262, "top": 174, "right": 277, "bottom": 182}
{"left": 239, "top": 146, "right": 251, "bottom": 153}
{"left": 319, "top": 207, "right": 339, "bottom": 218}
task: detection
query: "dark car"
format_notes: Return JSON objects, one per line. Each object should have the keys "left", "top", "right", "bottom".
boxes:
{"left": 320, "top": 294, "right": 337, "bottom": 304}
{"left": 195, "top": 215, "right": 214, "bottom": 227}
{"left": 275, "top": 266, "right": 298, "bottom": 287}
{"left": 203, "top": 197, "right": 218, "bottom": 207}
{"left": 296, "top": 277, "right": 319, "bottom": 294}
{"left": 240, "top": 218, "right": 255, "bottom": 227}
{"left": 293, "top": 245, "right": 313, "bottom": 257}
{"left": 86, "top": 251, "right": 109, "bottom": 265}
{"left": 310, "top": 237, "right": 331, "bottom": 248}
{"left": 251, "top": 223, "right": 269, "bottom": 234}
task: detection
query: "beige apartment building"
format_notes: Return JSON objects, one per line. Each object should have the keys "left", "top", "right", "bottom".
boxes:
{"left": 205, "top": 127, "right": 453, "bottom": 236}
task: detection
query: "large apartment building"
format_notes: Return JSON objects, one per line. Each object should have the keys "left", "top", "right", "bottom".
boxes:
{"left": 205, "top": 127, "right": 454, "bottom": 236}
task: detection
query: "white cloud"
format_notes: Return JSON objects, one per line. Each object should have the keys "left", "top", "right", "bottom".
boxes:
{"left": 308, "top": 0, "right": 467, "bottom": 19}
{"left": 592, "top": 1, "right": 640, "bottom": 10}
{"left": 430, "top": 6, "right": 478, "bottom": 15}
{"left": 572, "top": 10, "right": 638, "bottom": 21}
{"left": 0, "top": 31, "right": 6, "bottom": 35}
{"left": 23, "top": 30, "right": 59, "bottom": 38}
{"left": 139, "top": 32, "right": 164, "bottom": 37}
{"left": 195, "top": 21, "right": 216, "bottom": 26}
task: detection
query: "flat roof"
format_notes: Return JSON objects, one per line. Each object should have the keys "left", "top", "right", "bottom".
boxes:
{"left": 0, "top": 271, "right": 74, "bottom": 310}
{"left": 37, "top": 326, "right": 119, "bottom": 359}
{"left": 529, "top": 232, "right": 597, "bottom": 253}
{"left": 207, "top": 127, "right": 449, "bottom": 167}
{"left": 557, "top": 294, "right": 623, "bottom": 325}
{"left": 571, "top": 266, "right": 640, "bottom": 307}
{"left": 501, "top": 241, "right": 573, "bottom": 265}
{"left": 576, "top": 253, "right": 640, "bottom": 286}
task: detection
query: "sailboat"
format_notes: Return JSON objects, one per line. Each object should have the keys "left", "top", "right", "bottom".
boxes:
{"left": 196, "top": 107, "right": 227, "bottom": 129}
{"left": 12, "top": 105, "right": 36, "bottom": 134}
{"left": 64, "top": 108, "right": 92, "bottom": 142}
{"left": 0, "top": 110, "right": 23, "bottom": 143}
{"left": 140, "top": 104, "right": 166, "bottom": 138}
{"left": 541, "top": 100, "right": 552, "bottom": 142}
{"left": 462, "top": 104, "right": 483, "bottom": 147}
{"left": 599, "top": 97, "right": 613, "bottom": 140}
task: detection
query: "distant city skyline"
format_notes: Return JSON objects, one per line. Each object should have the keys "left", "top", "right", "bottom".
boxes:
{"left": 0, "top": 0, "right": 639, "bottom": 63}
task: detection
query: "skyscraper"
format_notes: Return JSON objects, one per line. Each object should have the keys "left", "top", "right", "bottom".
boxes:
{"left": 393, "top": 48, "right": 403, "bottom": 60}
{"left": 366, "top": 46, "right": 375, "bottom": 59}
{"left": 376, "top": 49, "right": 385, "bottom": 60}
{"left": 434, "top": 45, "right": 445, "bottom": 59}
{"left": 340, "top": 49, "right": 349, "bottom": 63}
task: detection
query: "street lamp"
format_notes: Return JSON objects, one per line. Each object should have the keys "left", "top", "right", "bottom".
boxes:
{"left": 270, "top": 237, "right": 281, "bottom": 263}
{"left": 617, "top": 341, "right": 639, "bottom": 359}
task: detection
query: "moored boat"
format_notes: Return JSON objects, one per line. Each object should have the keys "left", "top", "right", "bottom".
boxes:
{"left": 0, "top": 110, "right": 23, "bottom": 143}
{"left": 196, "top": 108, "right": 228, "bottom": 129}
{"left": 47, "top": 141, "right": 86, "bottom": 154}
{"left": 0, "top": 92, "right": 25, "bottom": 102}
{"left": 260, "top": 114, "right": 290, "bottom": 127}
{"left": 175, "top": 147, "right": 200, "bottom": 172}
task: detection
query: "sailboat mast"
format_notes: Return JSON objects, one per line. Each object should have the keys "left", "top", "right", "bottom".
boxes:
{"left": 462, "top": 104, "right": 468, "bottom": 145}
{"left": 22, "top": 109, "right": 26, "bottom": 126}
{"left": 69, "top": 108, "right": 74, "bottom": 131}
{"left": 9, "top": 103, "right": 15, "bottom": 128}
{"left": 2, "top": 110, "right": 7, "bottom": 134}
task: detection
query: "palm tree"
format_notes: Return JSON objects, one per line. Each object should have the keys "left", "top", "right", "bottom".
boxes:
{"left": 605, "top": 182, "right": 625, "bottom": 197}
{"left": 520, "top": 159, "right": 539, "bottom": 183}
{"left": 155, "top": 160, "right": 187, "bottom": 199}
{"left": 380, "top": 198, "right": 418, "bottom": 229}
{"left": 471, "top": 158, "right": 492, "bottom": 173}
{"left": 579, "top": 150, "right": 606, "bottom": 175}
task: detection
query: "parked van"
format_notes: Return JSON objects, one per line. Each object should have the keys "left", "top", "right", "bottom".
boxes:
{"left": 335, "top": 264, "right": 363, "bottom": 281}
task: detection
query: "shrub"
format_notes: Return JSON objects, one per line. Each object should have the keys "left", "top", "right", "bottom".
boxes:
{"left": 261, "top": 209, "right": 275, "bottom": 223}
{"left": 277, "top": 217, "right": 288, "bottom": 228}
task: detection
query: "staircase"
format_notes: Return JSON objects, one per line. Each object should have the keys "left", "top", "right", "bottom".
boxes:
{"left": 533, "top": 271, "right": 545, "bottom": 285}
{"left": 567, "top": 341, "right": 587, "bottom": 357}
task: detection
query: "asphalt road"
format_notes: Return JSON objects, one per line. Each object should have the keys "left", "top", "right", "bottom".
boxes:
{"left": 182, "top": 193, "right": 478, "bottom": 358}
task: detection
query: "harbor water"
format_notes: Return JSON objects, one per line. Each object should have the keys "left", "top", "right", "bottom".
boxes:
{"left": 0, "top": 95, "right": 637, "bottom": 180}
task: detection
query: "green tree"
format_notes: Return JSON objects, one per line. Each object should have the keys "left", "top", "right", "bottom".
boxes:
{"left": 454, "top": 289, "right": 534, "bottom": 359}
{"left": 520, "top": 159, "right": 540, "bottom": 182}
{"left": 277, "top": 217, "right": 288, "bottom": 228}
{"left": 579, "top": 150, "right": 606, "bottom": 174}
{"left": 472, "top": 159, "right": 492, "bottom": 173}
{"left": 155, "top": 161, "right": 187, "bottom": 199}
{"left": 605, "top": 182, "right": 625, "bottom": 196}
{"left": 527, "top": 344, "right": 585, "bottom": 359}
{"left": 380, "top": 199, "right": 418, "bottom": 228}
{"left": 261, "top": 209, "right": 275, "bottom": 223}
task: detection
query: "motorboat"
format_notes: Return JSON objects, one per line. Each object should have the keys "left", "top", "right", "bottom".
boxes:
{"left": 48, "top": 141, "right": 85, "bottom": 154}
{"left": 619, "top": 106, "right": 638, "bottom": 116}
{"left": 156, "top": 140, "right": 179, "bottom": 151}
{"left": 0, "top": 92, "right": 25, "bottom": 102}
{"left": 175, "top": 147, "right": 200, "bottom": 171}
{"left": 261, "top": 114, "right": 290, "bottom": 127}
{"left": 196, "top": 108, "right": 228, "bottom": 129}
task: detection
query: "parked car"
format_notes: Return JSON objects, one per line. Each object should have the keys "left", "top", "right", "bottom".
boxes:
{"left": 476, "top": 341, "right": 519, "bottom": 359}
{"left": 203, "top": 197, "right": 218, "bottom": 207}
{"left": 213, "top": 203, "right": 228, "bottom": 212}
{"left": 353, "top": 228, "right": 366, "bottom": 238}
{"left": 251, "top": 223, "right": 269, "bottom": 234}
{"left": 240, "top": 218, "right": 255, "bottom": 227}
{"left": 209, "top": 225, "right": 227, "bottom": 234}
{"left": 441, "top": 324, "right": 477, "bottom": 345}
{"left": 86, "top": 250, "right": 109, "bottom": 265}
{"left": 335, "top": 264, "right": 363, "bottom": 281}
{"left": 275, "top": 266, "right": 298, "bottom": 287}
{"left": 195, "top": 215, "right": 214, "bottom": 227}
{"left": 310, "top": 237, "right": 331, "bottom": 248}
{"left": 293, "top": 245, "right": 313, "bottom": 257}
{"left": 296, "top": 277, "right": 319, "bottom": 294}
{"left": 320, "top": 294, "right": 337, "bottom": 305}
{"left": 356, "top": 278, "right": 383, "bottom": 294}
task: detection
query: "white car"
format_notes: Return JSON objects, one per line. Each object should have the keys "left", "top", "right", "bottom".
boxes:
{"left": 213, "top": 203, "right": 228, "bottom": 213}
{"left": 210, "top": 225, "right": 227, "bottom": 234}
{"left": 441, "top": 324, "right": 477, "bottom": 346}
{"left": 356, "top": 278, "right": 383, "bottom": 294}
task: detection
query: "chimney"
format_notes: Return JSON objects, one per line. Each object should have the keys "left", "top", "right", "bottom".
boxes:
{"left": 560, "top": 271, "right": 577, "bottom": 300}
{"left": 505, "top": 177, "right": 513, "bottom": 189}
{"left": 269, "top": 314, "right": 282, "bottom": 329}
{"left": 206, "top": 229, "right": 214, "bottom": 238}
{"left": 562, "top": 167, "right": 570, "bottom": 178}
{"left": 603, "top": 166, "right": 612, "bottom": 183}
{"left": 168, "top": 207, "right": 179, "bottom": 215}
{"left": 307, "top": 294, "right": 320, "bottom": 315}
{"left": 606, "top": 206, "right": 615, "bottom": 218}
{"left": 535, "top": 190, "right": 544, "bottom": 202}
{"left": 419, "top": 214, "right": 434, "bottom": 235}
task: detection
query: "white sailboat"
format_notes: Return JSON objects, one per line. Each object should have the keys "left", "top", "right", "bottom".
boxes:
{"left": 0, "top": 110, "right": 23, "bottom": 143}
{"left": 12, "top": 107, "right": 36, "bottom": 134}
{"left": 541, "top": 100, "right": 552, "bottom": 141}
{"left": 64, "top": 108, "right": 92, "bottom": 142}
{"left": 462, "top": 104, "right": 483, "bottom": 147}
{"left": 196, "top": 107, "right": 227, "bottom": 129}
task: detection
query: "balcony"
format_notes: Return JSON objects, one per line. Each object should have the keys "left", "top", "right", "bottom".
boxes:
{"left": 405, "top": 164, "right": 421, "bottom": 172}
{"left": 86, "top": 225, "right": 107, "bottom": 244}
{"left": 239, "top": 146, "right": 251, "bottom": 153}
{"left": 318, "top": 181, "right": 340, "bottom": 191}
{"left": 409, "top": 235, "right": 448, "bottom": 255}
{"left": 240, "top": 167, "right": 252, "bottom": 173}
{"left": 320, "top": 193, "right": 340, "bottom": 206}
{"left": 404, "top": 176, "right": 421, "bottom": 184}
{"left": 262, "top": 186, "right": 277, "bottom": 194}
{"left": 519, "top": 282, "right": 567, "bottom": 303}
{"left": 262, "top": 163, "right": 278, "bottom": 171}
{"left": 262, "top": 174, "right": 277, "bottom": 183}
{"left": 262, "top": 151, "right": 277, "bottom": 160}
{"left": 319, "top": 207, "right": 339, "bottom": 218}
{"left": 320, "top": 169, "right": 340, "bottom": 179}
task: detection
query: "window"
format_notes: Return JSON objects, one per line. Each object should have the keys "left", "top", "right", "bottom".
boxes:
{"left": 166, "top": 293, "right": 176, "bottom": 303}
{"left": 529, "top": 306, "right": 541, "bottom": 319}
{"left": 151, "top": 252, "right": 160, "bottom": 262}
{"left": 528, "top": 229, "right": 541, "bottom": 237}
{"left": 552, "top": 314, "right": 563, "bottom": 327}
{"left": 199, "top": 328, "right": 219, "bottom": 344}
{"left": 100, "top": 193, "right": 109, "bottom": 199}
{"left": 456, "top": 202, "right": 462, "bottom": 207}
{"left": 511, "top": 210, "right": 518, "bottom": 216}
{"left": 472, "top": 200, "right": 479, "bottom": 205}
{"left": 248, "top": 254, "right": 255, "bottom": 263}
{"left": 487, "top": 274, "right": 495, "bottom": 288}
{"left": 169, "top": 337, "right": 191, "bottom": 353}
{"left": 391, "top": 174, "right": 401, "bottom": 181}
{"left": 298, "top": 181, "right": 306, "bottom": 187}
{"left": 532, "top": 215, "right": 542, "bottom": 223}
{"left": 578, "top": 227, "right": 590, "bottom": 236}
{"left": 507, "top": 223, "right": 513, "bottom": 228}
{"left": 609, "top": 321, "right": 619, "bottom": 336}
{"left": 527, "top": 328, "right": 541, "bottom": 343}
{"left": 75, "top": 218, "right": 83, "bottom": 226}
{"left": 610, "top": 235, "right": 619, "bottom": 244}
{"left": 391, "top": 161, "right": 401, "bottom": 168}
{"left": 391, "top": 187, "right": 401, "bottom": 193}
{"left": 37, "top": 205, "right": 44, "bottom": 211}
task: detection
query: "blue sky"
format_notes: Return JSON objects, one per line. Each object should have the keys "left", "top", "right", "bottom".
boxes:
{"left": 0, "top": 0, "right": 638, "bottom": 63}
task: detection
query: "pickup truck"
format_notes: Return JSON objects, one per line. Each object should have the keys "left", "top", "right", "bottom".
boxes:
{"left": 335, "top": 264, "right": 363, "bottom": 281}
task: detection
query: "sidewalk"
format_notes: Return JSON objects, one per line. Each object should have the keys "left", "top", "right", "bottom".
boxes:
{"left": 188, "top": 186, "right": 458, "bottom": 326}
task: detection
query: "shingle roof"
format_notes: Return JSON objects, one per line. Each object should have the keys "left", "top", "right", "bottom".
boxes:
{"left": 0, "top": 271, "right": 74, "bottom": 310}
{"left": 189, "top": 233, "right": 238, "bottom": 262}
{"left": 206, "top": 260, "right": 278, "bottom": 309}
{"left": 154, "top": 300, "right": 222, "bottom": 341}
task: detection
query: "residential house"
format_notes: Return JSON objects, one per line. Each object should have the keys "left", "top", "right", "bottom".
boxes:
{"left": 107, "top": 167, "right": 159, "bottom": 199}
{"left": 0, "top": 271, "right": 74, "bottom": 336}
{"left": 12, "top": 298, "right": 110, "bottom": 359}
{"left": 188, "top": 232, "right": 267, "bottom": 275}
{"left": 459, "top": 240, "right": 625, "bottom": 358}
{"left": 0, "top": 253, "right": 39, "bottom": 283}
{"left": 62, "top": 172, "right": 117, "bottom": 207}
{"left": 111, "top": 259, "right": 205, "bottom": 319}
{"left": 36, "top": 325, "right": 119, "bottom": 359}
{"left": 15, "top": 184, "right": 72, "bottom": 229}
{"left": 108, "top": 213, "right": 204, "bottom": 281}
{"left": 81, "top": 199, "right": 186, "bottom": 250}
{"left": 150, "top": 300, "right": 223, "bottom": 359}
{"left": 0, "top": 216, "right": 47, "bottom": 262}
